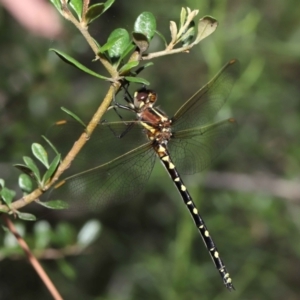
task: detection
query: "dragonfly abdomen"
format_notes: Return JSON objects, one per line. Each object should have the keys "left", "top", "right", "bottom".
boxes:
{"left": 155, "top": 144, "right": 234, "bottom": 290}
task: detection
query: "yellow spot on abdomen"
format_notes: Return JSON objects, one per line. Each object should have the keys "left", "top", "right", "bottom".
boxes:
{"left": 168, "top": 162, "right": 175, "bottom": 169}
{"left": 226, "top": 277, "right": 232, "bottom": 284}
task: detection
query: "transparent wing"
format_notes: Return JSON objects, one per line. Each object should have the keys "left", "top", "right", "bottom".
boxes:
{"left": 47, "top": 143, "right": 156, "bottom": 211}
{"left": 168, "top": 118, "right": 237, "bottom": 175}
{"left": 47, "top": 120, "right": 148, "bottom": 175}
{"left": 171, "top": 59, "right": 239, "bottom": 131}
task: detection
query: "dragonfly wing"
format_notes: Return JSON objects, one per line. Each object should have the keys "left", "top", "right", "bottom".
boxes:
{"left": 47, "top": 120, "right": 148, "bottom": 174}
{"left": 172, "top": 59, "right": 239, "bottom": 131}
{"left": 168, "top": 118, "right": 237, "bottom": 175}
{"left": 46, "top": 143, "right": 156, "bottom": 211}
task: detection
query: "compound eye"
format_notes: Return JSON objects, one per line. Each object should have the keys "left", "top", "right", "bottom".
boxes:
{"left": 135, "top": 91, "right": 149, "bottom": 102}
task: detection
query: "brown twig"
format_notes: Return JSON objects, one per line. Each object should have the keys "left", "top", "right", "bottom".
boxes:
{"left": 2, "top": 215, "right": 64, "bottom": 300}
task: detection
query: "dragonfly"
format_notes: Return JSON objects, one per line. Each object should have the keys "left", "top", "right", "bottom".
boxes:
{"left": 48, "top": 59, "right": 239, "bottom": 290}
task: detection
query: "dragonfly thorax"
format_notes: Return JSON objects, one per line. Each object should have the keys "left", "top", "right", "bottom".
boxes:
{"left": 132, "top": 87, "right": 172, "bottom": 143}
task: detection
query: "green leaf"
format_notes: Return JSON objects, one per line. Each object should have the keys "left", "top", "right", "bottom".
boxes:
{"left": 124, "top": 76, "right": 150, "bottom": 85}
{"left": 119, "top": 43, "right": 135, "bottom": 61}
{"left": 42, "top": 154, "right": 61, "bottom": 187}
{"left": 132, "top": 32, "right": 149, "bottom": 53}
{"left": 36, "top": 200, "right": 69, "bottom": 210}
{"left": 118, "top": 61, "right": 139, "bottom": 74}
{"left": 170, "top": 21, "right": 178, "bottom": 43}
{"left": 77, "top": 219, "right": 101, "bottom": 248}
{"left": 57, "top": 259, "right": 77, "bottom": 279}
{"left": 14, "top": 164, "right": 35, "bottom": 179}
{"left": 180, "top": 7, "right": 187, "bottom": 29}
{"left": 54, "top": 222, "right": 76, "bottom": 246}
{"left": 134, "top": 12, "right": 156, "bottom": 41}
{"left": 103, "top": 0, "right": 115, "bottom": 12}
{"left": 60, "top": 107, "right": 86, "bottom": 127}
{"left": 194, "top": 16, "right": 218, "bottom": 45}
{"left": 154, "top": 30, "right": 167, "bottom": 46}
{"left": 181, "top": 21, "right": 196, "bottom": 46}
{"left": 18, "top": 174, "right": 32, "bottom": 194}
{"left": 69, "top": 0, "right": 83, "bottom": 20}
{"left": 91, "top": 38, "right": 101, "bottom": 50}
{"left": 0, "top": 187, "right": 15, "bottom": 206}
{"left": 86, "top": 0, "right": 114, "bottom": 24}
{"left": 50, "top": 49, "right": 109, "bottom": 80}
{"left": 32, "top": 143, "right": 49, "bottom": 168}
{"left": 105, "top": 29, "right": 130, "bottom": 61}
{"left": 34, "top": 221, "right": 51, "bottom": 249}
{"left": 42, "top": 135, "right": 60, "bottom": 157}
{"left": 0, "top": 179, "right": 4, "bottom": 189}
{"left": 16, "top": 211, "right": 36, "bottom": 221}
{"left": 99, "top": 36, "right": 122, "bottom": 53}
{"left": 85, "top": 0, "right": 115, "bottom": 24}
{"left": 134, "top": 62, "right": 154, "bottom": 76}
{"left": 23, "top": 156, "right": 41, "bottom": 183}
{"left": 49, "top": 0, "right": 62, "bottom": 14}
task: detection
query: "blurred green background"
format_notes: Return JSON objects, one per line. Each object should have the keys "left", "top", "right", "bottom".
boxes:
{"left": 1, "top": 0, "right": 300, "bottom": 299}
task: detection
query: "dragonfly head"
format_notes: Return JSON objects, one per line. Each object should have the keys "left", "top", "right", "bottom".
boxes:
{"left": 133, "top": 87, "right": 157, "bottom": 110}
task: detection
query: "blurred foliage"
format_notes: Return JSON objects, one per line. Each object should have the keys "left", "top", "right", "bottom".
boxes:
{"left": 1, "top": 0, "right": 300, "bottom": 300}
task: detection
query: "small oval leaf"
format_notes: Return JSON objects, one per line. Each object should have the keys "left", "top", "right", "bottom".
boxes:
{"left": 0, "top": 187, "right": 15, "bottom": 205}
{"left": 34, "top": 220, "right": 51, "bottom": 249}
{"left": 77, "top": 219, "right": 101, "bottom": 247}
{"left": 42, "top": 154, "right": 61, "bottom": 187}
{"left": 86, "top": 0, "right": 115, "bottom": 24}
{"left": 119, "top": 43, "right": 135, "bottom": 61}
{"left": 170, "top": 21, "right": 178, "bottom": 43}
{"left": 49, "top": 0, "right": 63, "bottom": 14}
{"left": 57, "top": 259, "right": 76, "bottom": 279}
{"left": 100, "top": 36, "right": 123, "bottom": 53}
{"left": 36, "top": 200, "right": 69, "bottom": 210}
{"left": 103, "top": 0, "right": 115, "bottom": 12}
{"left": 155, "top": 30, "right": 167, "bottom": 46}
{"left": 60, "top": 107, "right": 86, "bottom": 127}
{"left": 134, "top": 62, "right": 154, "bottom": 76}
{"left": 17, "top": 211, "right": 36, "bottom": 221}
{"left": 86, "top": 3, "right": 105, "bottom": 25}
{"left": 194, "top": 16, "right": 218, "bottom": 45}
{"left": 14, "top": 164, "right": 35, "bottom": 179}
{"left": 106, "top": 28, "right": 130, "bottom": 60}
{"left": 23, "top": 156, "right": 41, "bottom": 183}
{"left": 124, "top": 76, "right": 150, "bottom": 85}
{"left": 181, "top": 21, "right": 196, "bottom": 46}
{"left": 118, "top": 61, "right": 139, "bottom": 75}
{"left": 50, "top": 49, "right": 109, "bottom": 80}
{"left": 32, "top": 143, "right": 49, "bottom": 168}
{"left": 132, "top": 32, "right": 149, "bottom": 53}
{"left": 134, "top": 12, "right": 156, "bottom": 41}
{"left": 41, "top": 135, "right": 60, "bottom": 157}
{"left": 69, "top": 0, "right": 83, "bottom": 21}
{"left": 180, "top": 7, "right": 187, "bottom": 29}
{"left": 18, "top": 174, "right": 33, "bottom": 193}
